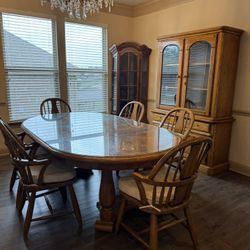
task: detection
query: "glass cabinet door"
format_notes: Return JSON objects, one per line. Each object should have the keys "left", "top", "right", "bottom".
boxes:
{"left": 183, "top": 36, "right": 216, "bottom": 114}
{"left": 119, "top": 52, "right": 138, "bottom": 110}
{"left": 160, "top": 43, "right": 182, "bottom": 107}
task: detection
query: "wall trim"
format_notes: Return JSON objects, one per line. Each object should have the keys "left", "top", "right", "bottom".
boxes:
{"left": 103, "top": 4, "right": 133, "bottom": 17}
{"left": 108, "top": 0, "right": 195, "bottom": 17}
{"left": 230, "top": 161, "right": 250, "bottom": 177}
{"left": 132, "top": 0, "right": 194, "bottom": 17}
{"left": 233, "top": 110, "right": 250, "bottom": 117}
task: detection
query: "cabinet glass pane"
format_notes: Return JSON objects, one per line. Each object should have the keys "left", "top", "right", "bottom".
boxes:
{"left": 129, "top": 53, "right": 137, "bottom": 71}
{"left": 185, "top": 41, "right": 211, "bottom": 110}
{"left": 129, "top": 72, "right": 137, "bottom": 85}
{"left": 129, "top": 86, "right": 137, "bottom": 100}
{"left": 160, "top": 45, "right": 180, "bottom": 106}
{"left": 120, "top": 53, "right": 128, "bottom": 70}
{"left": 120, "top": 86, "right": 128, "bottom": 100}
{"left": 120, "top": 72, "right": 128, "bottom": 85}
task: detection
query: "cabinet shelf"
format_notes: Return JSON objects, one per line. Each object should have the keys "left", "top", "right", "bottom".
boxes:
{"left": 187, "top": 87, "right": 208, "bottom": 91}
{"left": 189, "top": 62, "right": 210, "bottom": 67}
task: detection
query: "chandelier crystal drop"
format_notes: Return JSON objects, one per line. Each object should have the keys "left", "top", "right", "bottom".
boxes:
{"left": 41, "top": 0, "right": 114, "bottom": 19}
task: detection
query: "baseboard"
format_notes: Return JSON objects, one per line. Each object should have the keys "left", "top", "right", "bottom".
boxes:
{"left": 199, "top": 163, "right": 229, "bottom": 176}
{"left": 229, "top": 161, "right": 250, "bottom": 177}
{"left": 199, "top": 161, "right": 250, "bottom": 177}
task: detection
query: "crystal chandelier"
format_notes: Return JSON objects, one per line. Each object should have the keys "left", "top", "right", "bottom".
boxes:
{"left": 41, "top": 0, "right": 114, "bottom": 19}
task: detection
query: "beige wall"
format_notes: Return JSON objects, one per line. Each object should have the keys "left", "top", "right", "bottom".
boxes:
{"left": 131, "top": 0, "right": 250, "bottom": 174}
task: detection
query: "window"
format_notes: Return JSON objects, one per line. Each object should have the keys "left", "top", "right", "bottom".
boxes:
{"left": 65, "top": 22, "right": 108, "bottom": 113}
{"left": 0, "top": 13, "right": 59, "bottom": 121}
{"left": 0, "top": 13, "right": 108, "bottom": 121}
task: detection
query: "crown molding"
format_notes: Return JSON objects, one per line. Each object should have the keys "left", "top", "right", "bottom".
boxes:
{"left": 101, "top": 3, "right": 133, "bottom": 17}
{"left": 109, "top": 0, "right": 194, "bottom": 17}
{"left": 132, "top": 0, "right": 194, "bottom": 17}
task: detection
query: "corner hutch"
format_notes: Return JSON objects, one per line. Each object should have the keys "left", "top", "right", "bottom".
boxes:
{"left": 109, "top": 42, "right": 151, "bottom": 121}
{"left": 152, "top": 26, "right": 243, "bottom": 175}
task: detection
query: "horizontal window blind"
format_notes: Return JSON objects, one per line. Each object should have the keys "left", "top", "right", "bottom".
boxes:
{"left": 65, "top": 22, "right": 108, "bottom": 113}
{"left": 1, "top": 13, "right": 59, "bottom": 121}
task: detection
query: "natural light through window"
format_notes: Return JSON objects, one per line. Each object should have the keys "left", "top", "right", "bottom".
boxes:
{"left": 65, "top": 22, "right": 108, "bottom": 113}
{"left": 1, "top": 13, "right": 59, "bottom": 121}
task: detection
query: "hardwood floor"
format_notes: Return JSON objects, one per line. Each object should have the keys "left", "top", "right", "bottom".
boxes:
{"left": 0, "top": 155, "right": 250, "bottom": 250}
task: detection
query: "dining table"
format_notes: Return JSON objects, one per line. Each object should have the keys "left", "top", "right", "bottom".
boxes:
{"left": 22, "top": 112, "right": 181, "bottom": 232}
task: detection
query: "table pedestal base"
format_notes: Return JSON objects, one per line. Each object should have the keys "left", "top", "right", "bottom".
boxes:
{"left": 95, "top": 220, "right": 114, "bottom": 232}
{"left": 95, "top": 170, "right": 115, "bottom": 232}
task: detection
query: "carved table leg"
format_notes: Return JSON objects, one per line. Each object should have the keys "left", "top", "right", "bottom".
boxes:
{"left": 95, "top": 170, "right": 115, "bottom": 232}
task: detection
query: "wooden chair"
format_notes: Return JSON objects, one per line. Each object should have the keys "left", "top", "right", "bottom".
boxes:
{"left": 159, "top": 107, "right": 194, "bottom": 139}
{"left": 0, "top": 118, "right": 82, "bottom": 238}
{"left": 40, "top": 97, "right": 71, "bottom": 115}
{"left": 40, "top": 97, "right": 93, "bottom": 179}
{"left": 115, "top": 136, "right": 212, "bottom": 250}
{"left": 119, "top": 101, "right": 145, "bottom": 122}
{"left": 0, "top": 119, "right": 38, "bottom": 191}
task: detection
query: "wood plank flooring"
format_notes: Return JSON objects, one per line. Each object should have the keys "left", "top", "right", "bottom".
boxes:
{"left": 0, "top": 155, "right": 250, "bottom": 250}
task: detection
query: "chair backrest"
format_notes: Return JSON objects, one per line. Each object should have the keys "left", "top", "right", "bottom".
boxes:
{"left": 0, "top": 119, "right": 34, "bottom": 184}
{"left": 119, "top": 101, "right": 145, "bottom": 122}
{"left": 40, "top": 98, "right": 71, "bottom": 115}
{"left": 159, "top": 108, "right": 194, "bottom": 139}
{"left": 134, "top": 136, "right": 211, "bottom": 210}
{"left": 0, "top": 119, "right": 29, "bottom": 160}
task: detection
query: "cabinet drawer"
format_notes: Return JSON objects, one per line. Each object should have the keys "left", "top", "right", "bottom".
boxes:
{"left": 193, "top": 121, "right": 210, "bottom": 132}
{"left": 152, "top": 113, "right": 165, "bottom": 123}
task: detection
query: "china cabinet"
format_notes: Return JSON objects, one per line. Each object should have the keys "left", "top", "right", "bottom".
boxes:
{"left": 109, "top": 42, "right": 151, "bottom": 121}
{"left": 152, "top": 26, "right": 243, "bottom": 175}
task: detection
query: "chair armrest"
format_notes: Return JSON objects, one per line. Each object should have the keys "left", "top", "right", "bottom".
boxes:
{"left": 133, "top": 172, "right": 197, "bottom": 187}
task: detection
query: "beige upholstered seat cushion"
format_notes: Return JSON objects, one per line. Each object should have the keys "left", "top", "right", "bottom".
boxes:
{"left": 119, "top": 166, "right": 177, "bottom": 204}
{"left": 30, "top": 157, "right": 76, "bottom": 184}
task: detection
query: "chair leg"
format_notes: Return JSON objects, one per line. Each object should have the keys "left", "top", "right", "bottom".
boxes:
{"left": 184, "top": 207, "right": 198, "bottom": 249}
{"left": 115, "top": 198, "right": 126, "bottom": 234}
{"left": 16, "top": 183, "right": 26, "bottom": 213}
{"left": 68, "top": 184, "right": 82, "bottom": 229}
{"left": 59, "top": 186, "right": 67, "bottom": 204}
{"left": 149, "top": 214, "right": 158, "bottom": 250}
{"left": 9, "top": 168, "right": 17, "bottom": 191}
{"left": 23, "top": 191, "right": 36, "bottom": 239}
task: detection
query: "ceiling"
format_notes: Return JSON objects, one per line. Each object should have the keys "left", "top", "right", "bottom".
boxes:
{"left": 115, "top": 0, "right": 150, "bottom": 6}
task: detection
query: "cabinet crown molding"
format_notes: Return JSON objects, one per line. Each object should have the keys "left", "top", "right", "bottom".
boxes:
{"left": 109, "top": 42, "right": 152, "bottom": 55}
{"left": 157, "top": 26, "right": 244, "bottom": 41}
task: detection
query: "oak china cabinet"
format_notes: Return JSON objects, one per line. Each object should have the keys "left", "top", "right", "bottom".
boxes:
{"left": 152, "top": 26, "right": 243, "bottom": 175}
{"left": 109, "top": 42, "right": 151, "bottom": 121}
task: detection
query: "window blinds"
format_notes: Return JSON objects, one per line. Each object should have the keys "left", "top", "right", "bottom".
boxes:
{"left": 65, "top": 22, "right": 108, "bottom": 113}
{"left": 1, "top": 13, "right": 59, "bottom": 121}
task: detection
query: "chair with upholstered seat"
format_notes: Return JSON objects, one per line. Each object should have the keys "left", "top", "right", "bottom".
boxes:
{"left": 40, "top": 97, "right": 71, "bottom": 115}
{"left": 119, "top": 101, "right": 145, "bottom": 122}
{"left": 0, "top": 118, "right": 82, "bottom": 238}
{"left": 115, "top": 136, "right": 212, "bottom": 250}
{"left": 159, "top": 107, "right": 194, "bottom": 139}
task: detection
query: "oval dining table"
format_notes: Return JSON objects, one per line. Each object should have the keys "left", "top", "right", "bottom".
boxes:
{"left": 22, "top": 112, "right": 181, "bottom": 232}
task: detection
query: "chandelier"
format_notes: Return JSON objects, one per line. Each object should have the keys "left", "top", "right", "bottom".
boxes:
{"left": 41, "top": 0, "right": 114, "bottom": 19}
